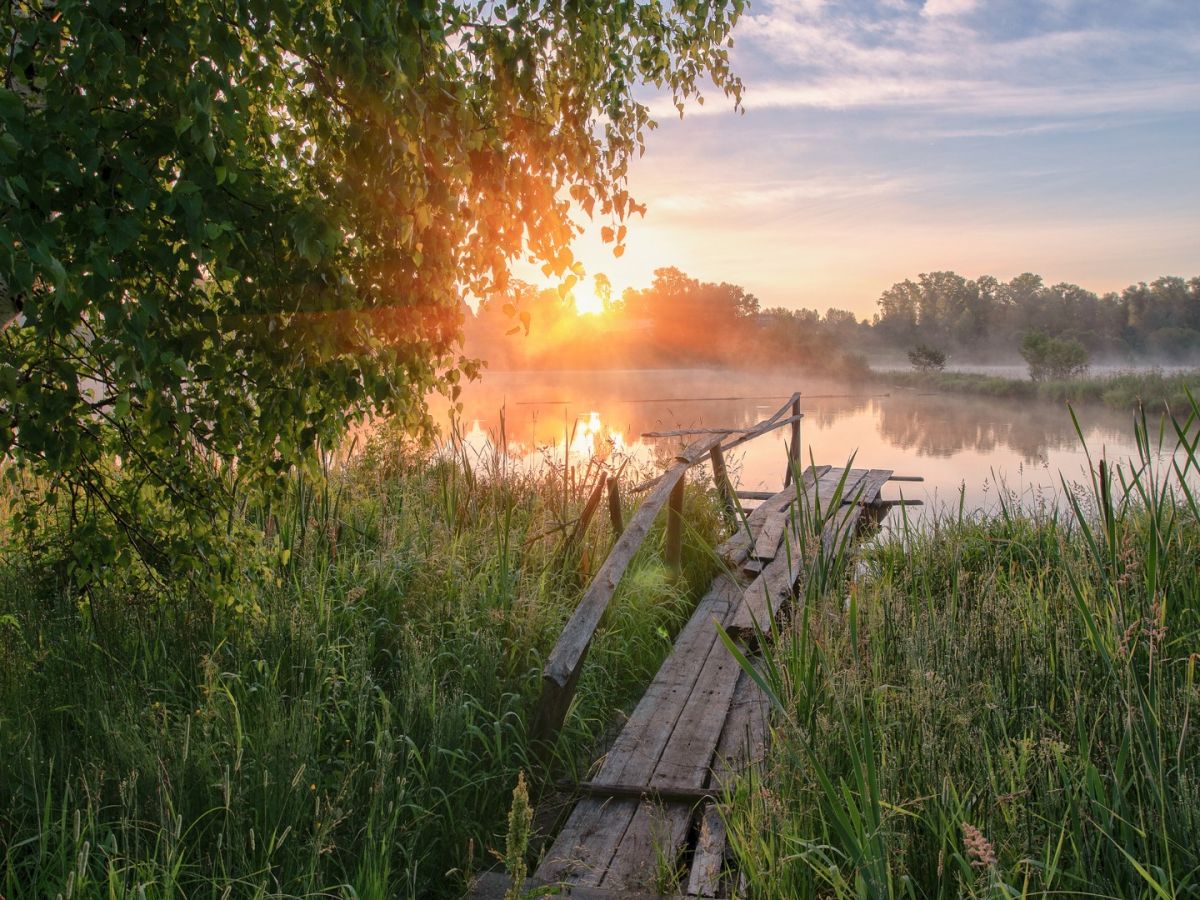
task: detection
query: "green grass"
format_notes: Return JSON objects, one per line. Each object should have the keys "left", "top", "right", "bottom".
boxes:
{"left": 5, "top": 394, "right": 1199, "bottom": 899}
{"left": 0, "top": 428, "right": 722, "bottom": 898}
{"left": 723, "top": 399, "right": 1200, "bottom": 898}
{"left": 881, "top": 368, "right": 1200, "bottom": 412}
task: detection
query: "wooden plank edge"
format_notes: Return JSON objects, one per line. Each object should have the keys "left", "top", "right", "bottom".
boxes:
{"left": 471, "top": 871, "right": 715, "bottom": 899}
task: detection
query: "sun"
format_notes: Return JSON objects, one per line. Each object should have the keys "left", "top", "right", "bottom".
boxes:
{"left": 572, "top": 275, "right": 612, "bottom": 316}
{"left": 574, "top": 287, "right": 606, "bottom": 316}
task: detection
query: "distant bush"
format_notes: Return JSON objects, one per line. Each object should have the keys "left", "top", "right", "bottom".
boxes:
{"left": 1020, "top": 331, "right": 1090, "bottom": 381}
{"left": 907, "top": 344, "right": 947, "bottom": 373}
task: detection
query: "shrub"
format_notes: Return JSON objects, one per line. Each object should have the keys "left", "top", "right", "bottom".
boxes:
{"left": 1020, "top": 331, "right": 1090, "bottom": 381}
{"left": 907, "top": 344, "right": 948, "bottom": 373}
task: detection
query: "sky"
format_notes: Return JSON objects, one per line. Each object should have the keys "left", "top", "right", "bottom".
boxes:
{"left": 554, "top": 0, "right": 1200, "bottom": 319}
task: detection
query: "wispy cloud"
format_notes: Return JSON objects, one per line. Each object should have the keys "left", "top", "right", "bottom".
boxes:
{"left": 723, "top": 1, "right": 1200, "bottom": 124}
{"left": 922, "top": 0, "right": 978, "bottom": 18}
{"left": 583, "top": 1, "right": 1200, "bottom": 313}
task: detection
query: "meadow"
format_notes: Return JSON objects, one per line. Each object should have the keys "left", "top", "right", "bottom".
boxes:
{"left": 2, "top": 398, "right": 1198, "bottom": 898}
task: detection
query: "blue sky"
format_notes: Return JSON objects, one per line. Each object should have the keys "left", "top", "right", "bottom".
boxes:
{"left": 564, "top": 0, "right": 1200, "bottom": 317}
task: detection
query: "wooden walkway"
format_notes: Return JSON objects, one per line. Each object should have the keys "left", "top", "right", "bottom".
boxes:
{"left": 473, "top": 396, "right": 915, "bottom": 898}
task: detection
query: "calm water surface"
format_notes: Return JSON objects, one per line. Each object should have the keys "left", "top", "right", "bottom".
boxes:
{"left": 431, "top": 369, "right": 1191, "bottom": 521}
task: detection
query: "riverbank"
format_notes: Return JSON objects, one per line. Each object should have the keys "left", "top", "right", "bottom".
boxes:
{"left": 727, "top": 422, "right": 1200, "bottom": 895}
{"left": 2, "top": 403, "right": 1198, "bottom": 897}
{"left": 876, "top": 367, "right": 1199, "bottom": 412}
{"left": 0, "top": 434, "right": 723, "bottom": 898}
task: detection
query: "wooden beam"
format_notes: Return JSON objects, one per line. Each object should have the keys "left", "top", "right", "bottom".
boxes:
{"left": 632, "top": 394, "right": 804, "bottom": 495}
{"left": 557, "top": 780, "right": 717, "bottom": 805}
{"left": 734, "top": 489, "right": 775, "bottom": 500}
{"left": 709, "top": 445, "right": 737, "bottom": 526}
{"left": 565, "top": 472, "right": 609, "bottom": 549}
{"left": 664, "top": 476, "right": 686, "bottom": 578}
{"left": 532, "top": 432, "right": 723, "bottom": 746}
{"left": 888, "top": 475, "right": 924, "bottom": 482}
{"left": 606, "top": 475, "right": 624, "bottom": 537}
{"left": 783, "top": 396, "right": 802, "bottom": 487}
{"left": 718, "top": 412, "right": 802, "bottom": 455}
{"left": 471, "top": 872, "right": 706, "bottom": 900}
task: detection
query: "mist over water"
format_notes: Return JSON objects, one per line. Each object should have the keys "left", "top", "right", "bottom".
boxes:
{"left": 430, "top": 368, "right": 1193, "bottom": 523}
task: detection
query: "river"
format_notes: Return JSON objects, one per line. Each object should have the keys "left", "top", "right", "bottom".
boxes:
{"left": 431, "top": 368, "right": 1191, "bottom": 523}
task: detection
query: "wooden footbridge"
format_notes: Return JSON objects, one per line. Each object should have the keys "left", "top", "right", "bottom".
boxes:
{"left": 474, "top": 393, "right": 920, "bottom": 898}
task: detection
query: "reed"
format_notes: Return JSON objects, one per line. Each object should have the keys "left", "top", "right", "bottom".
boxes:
{"left": 722, "top": 393, "right": 1200, "bottom": 897}
{"left": 0, "top": 424, "right": 721, "bottom": 898}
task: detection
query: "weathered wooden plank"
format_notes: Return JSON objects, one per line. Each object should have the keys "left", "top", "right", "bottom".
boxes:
{"left": 631, "top": 399, "right": 803, "bottom": 495}
{"left": 560, "top": 781, "right": 716, "bottom": 805}
{"left": 473, "top": 871, "right": 710, "bottom": 899}
{"left": 783, "top": 396, "right": 803, "bottom": 487}
{"left": 711, "top": 665, "right": 770, "bottom": 787}
{"left": 717, "top": 392, "right": 801, "bottom": 454}
{"left": 730, "top": 469, "right": 869, "bottom": 635}
{"left": 536, "top": 579, "right": 740, "bottom": 886}
{"left": 533, "top": 432, "right": 724, "bottom": 745}
{"left": 854, "top": 468, "right": 894, "bottom": 506}
{"left": 751, "top": 507, "right": 790, "bottom": 562}
{"left": 536, "top": 795, "right": 641, "bottom": 888}
{"left": 664, "top": 477, "right": 686, "bottom": 577}
{"left": 599, "top": 801, "right": 693, "bottom": 892}
{"left": 819, "top": 469, "right": 876, "bottom": 549}
{"left": 716, "top": 466, "right": 829, "bottom": 568}
{"left": 598, "top": 578, "right": 742, "bottom": 783}
{"left": 598, "top": 597, "right": 747, "bottom": 890}
{"left": 686, "top": 804, "right": 728, "bottom": 897}
{"left": 681, "top": 666, "right": 772, "bottom": 898}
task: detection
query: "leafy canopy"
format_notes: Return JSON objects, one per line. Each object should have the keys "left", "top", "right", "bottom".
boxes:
{"left": 0, "top": 0, "right": 745, "bottom": 587}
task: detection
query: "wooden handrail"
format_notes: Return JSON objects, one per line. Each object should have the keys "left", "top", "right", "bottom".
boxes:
{"left": 531, "top": 431, "right": 725, "bottom": 745}
{"left": 531, "top": 392, "right": 811, "bottom": 748}
{"left": 631, "top": 393, "right": 804, "bottom": 495}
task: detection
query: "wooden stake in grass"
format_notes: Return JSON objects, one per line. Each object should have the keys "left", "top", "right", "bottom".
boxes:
{"left": 664, "top": 477, "right": 686, "bottom": 578}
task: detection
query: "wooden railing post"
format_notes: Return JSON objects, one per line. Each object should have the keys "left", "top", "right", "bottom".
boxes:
{"left": 783, "top": 396, "right": 802, "bottom": 487}
{"left": 607, "top": 474, "right": 624, "bottom": 537}
{"left": 531, "top": 433, "right": 722, "bottom": 748}
{"left": 664, "top": 477, "right": 686, "bottom": 577}
{"left": 566, "top": 471, "right": 609, "bottom": 550}
{"left": 709, "top": 445, "right": 737, "bottom": 526}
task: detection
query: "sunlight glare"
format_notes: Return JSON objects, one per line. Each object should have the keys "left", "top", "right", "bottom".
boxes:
{"left": 573, "top": 287, "right": 606, "bottom": 316}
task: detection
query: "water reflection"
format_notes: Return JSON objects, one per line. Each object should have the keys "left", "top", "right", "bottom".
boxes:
{"left": 431, "top": 369, "right": 1181, "bottom": 517}
{"left": 872, "top": 392, "right": 1128, "bottom": 464}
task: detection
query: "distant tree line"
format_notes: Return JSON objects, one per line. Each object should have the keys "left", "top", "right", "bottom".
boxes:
{"left": 873, "top": 272, "right": 1200, "bottom": 361}
{"left": 464, "top": 268, "right": 1200, "bottom": 373}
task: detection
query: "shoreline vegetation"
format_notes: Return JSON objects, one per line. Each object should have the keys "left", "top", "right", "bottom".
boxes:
{"left": 1, "top": 399, "right": 1197, "bottom": 897}
{"left": 874, "top": 367, "right": 1200, "bottom": 413}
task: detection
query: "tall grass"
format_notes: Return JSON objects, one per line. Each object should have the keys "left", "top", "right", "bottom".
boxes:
{"left": 723, "top": 395, "right": 1200, "bottom": 897}
{"left": 0, "top": 424, "right": 723, "bottom": 898}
